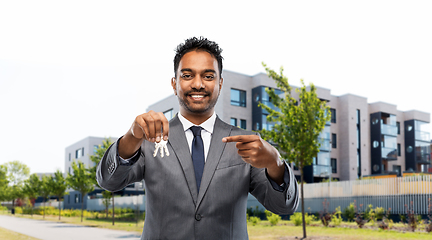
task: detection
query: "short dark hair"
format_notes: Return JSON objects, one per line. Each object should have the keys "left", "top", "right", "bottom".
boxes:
{"left": 173, "top": 36, "right": 223, "bottom": 77}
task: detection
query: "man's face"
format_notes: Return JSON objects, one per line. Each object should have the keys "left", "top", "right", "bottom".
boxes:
{"left": 171, "top": 50, "right": 223, "bottom": 120}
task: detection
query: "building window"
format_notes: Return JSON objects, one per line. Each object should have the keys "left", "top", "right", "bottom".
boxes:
{"left": 230, "top": 118, "right": 237, "bottom": 127}
{"left": 331, "top": 158, "right": 337, "bottom": 173}
{"left": 164, "top": 109, "right": 173, "bottom": 120}
{"left": 393, "top": 165, "right": 401, "bottom": 176}
{"left": 396, "top": 122, "right": 400, "bottom": 134}
{"left": 75, "top": 194, "right": 80, "bottom": 203}
{"left": 93, "top": 145, "right": 99, "bottom": 154}
{"left": 75, "top": 148, "right": 84, "bottom": 159}
{"left": 240, "top": 119, "right": 246, "bottom": 129}
{"left": 230, "top": 89, "right": 246, "bottom": 107}
{"left": 68, "top": 195, "right": 70, "bottom": 204}
{"left": 69, "top": 153, "right": 71, "bottom": 161}
{"left": 397, "top": 143, "right": 401, "bottom": 156}
{"left": 406, "top": 146, "right": 413, "bottom": 153}
{"left": 262, "top": 114, "right": 274, "bottom": 130}
{"left": 331, "top": 134, "right": 337, "bottom": 148}
{"left": 68, "top": 167, "right": 71, "bottom": 174}
{"left": 330, "top": 108, "right": 336, "bottom": 123}
{"left": 356, "top": 109, "right": 361, "bottom": 178}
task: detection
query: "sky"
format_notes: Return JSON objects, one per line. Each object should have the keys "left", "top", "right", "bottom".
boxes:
{"left": 0, "top": 0, "right": 431, "bottom": 174}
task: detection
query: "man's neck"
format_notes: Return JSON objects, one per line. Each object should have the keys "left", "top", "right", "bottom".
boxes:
{"left": 179, "top": 110, "right": 214, "bottom": 125}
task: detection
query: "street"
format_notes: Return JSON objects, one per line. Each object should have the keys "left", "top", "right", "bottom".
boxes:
{"left": 0, "top": 215, "right": 141, "bottom": 240}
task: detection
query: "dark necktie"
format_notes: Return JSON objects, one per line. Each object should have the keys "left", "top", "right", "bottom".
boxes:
{"left": 190, "top": 126, "right": 205, "bottom": 192}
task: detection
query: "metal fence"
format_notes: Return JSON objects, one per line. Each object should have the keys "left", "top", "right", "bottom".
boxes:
{"left": 87, "top": 195, "right": 145, "bottom": 211}
{"left": 300, "top": 175, "right": 432, "bottom": 214}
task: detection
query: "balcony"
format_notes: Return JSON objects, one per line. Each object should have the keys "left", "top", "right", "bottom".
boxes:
{"left": 381, "top": 123, "right": 397, "bottom": 136}
{"left": 313, "top": 164, "right": 332, "bottom": 177}
{"left": 416, "top": 151, "right": 431, "bottom": 164}
{"left": 382, "top": 147, "right": 397, "bottom": 160}
{"left": 319, "top": 138, "right": 331, "bottom": 151}
{"left": 415, "top": 130, "right": 430, "bottom": 142}
{"left": 324, "top": 111, "right": 331, "bottom": 126}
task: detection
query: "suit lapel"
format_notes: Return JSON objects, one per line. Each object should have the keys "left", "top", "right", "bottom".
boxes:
{"left": 169, "top": 115, "right": 198, "bottom": 205}
{"left": 196, "top": 117, "right": 232, "bottom": 208}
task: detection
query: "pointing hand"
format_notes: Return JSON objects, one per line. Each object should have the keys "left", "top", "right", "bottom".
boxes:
{"left": 222, "top": 135, "right": 282, "bottom": 169}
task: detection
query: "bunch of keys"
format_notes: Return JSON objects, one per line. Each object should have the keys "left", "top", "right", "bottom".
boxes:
{"left": 153, "top": 138, "right": 170, "bottom": 157}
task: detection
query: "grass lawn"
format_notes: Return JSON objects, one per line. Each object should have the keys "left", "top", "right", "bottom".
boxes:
{"left": 1, "top": 212, "right": 431, "bottom": 240}
{"left": 0, "top": 227, "right": 41, "bottom": 240}
{"left": 248, "top": 222, "right": 432, "bottom": 240}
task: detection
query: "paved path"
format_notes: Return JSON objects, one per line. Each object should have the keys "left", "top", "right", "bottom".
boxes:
{"left": 0, "top": 215, "right": 141, "bottom": 240}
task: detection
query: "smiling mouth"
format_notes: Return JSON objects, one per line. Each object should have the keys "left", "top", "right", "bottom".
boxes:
{"left": 189, "top": 94, "right": 206, "bottom": 100}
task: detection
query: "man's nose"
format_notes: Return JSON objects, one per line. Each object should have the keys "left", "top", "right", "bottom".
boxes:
{"left": 191, "top": 76, "right": 204, "bottom": 89}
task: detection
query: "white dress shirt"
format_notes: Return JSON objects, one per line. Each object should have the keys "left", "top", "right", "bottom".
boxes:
{"left": 177, "top": 112, "right": 216, "bottom": 162}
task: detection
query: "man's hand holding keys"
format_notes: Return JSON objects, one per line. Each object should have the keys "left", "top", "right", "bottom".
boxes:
{"left": 222, "top": 135, "right": 285, "bottom": 185}
{"left": 119, "top": 110, "right": 169, "bottom": 159}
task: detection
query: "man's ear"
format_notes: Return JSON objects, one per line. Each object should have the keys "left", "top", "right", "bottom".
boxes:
{"left": 171, "top": 77, "right": 177, "bottom": 95}
{"left": 219, "top": 77, "right": 224, "bottom": 93}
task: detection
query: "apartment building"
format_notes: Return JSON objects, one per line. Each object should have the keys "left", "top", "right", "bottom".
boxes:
{"left": 64, "top": 136, "right": 144, "bottom": 209}
{"left": 64, "top": 136, "right": 117, "bottom": 175}
{"left": 148, "top": 70, "right": 431, "bottom": 182}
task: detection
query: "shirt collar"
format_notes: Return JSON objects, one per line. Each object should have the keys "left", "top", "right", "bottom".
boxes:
{"left": 178, "top": 112, "right": 216, "bottom": 134}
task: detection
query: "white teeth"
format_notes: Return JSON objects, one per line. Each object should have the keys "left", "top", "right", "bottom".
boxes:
{"left": 191, "top": 95, "right": 204, "bottom": 98}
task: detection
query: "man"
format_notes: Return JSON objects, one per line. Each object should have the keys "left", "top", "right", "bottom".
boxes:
{"left": 97, "top": 37, "right": 299, "bottom": 240}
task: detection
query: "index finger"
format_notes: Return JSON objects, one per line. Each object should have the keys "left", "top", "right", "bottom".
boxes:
{"left": 157, "top": 112, "right": 170, "bottom": 141}
{"left": 222, "top": 135, "right": 258, "bottom": 143}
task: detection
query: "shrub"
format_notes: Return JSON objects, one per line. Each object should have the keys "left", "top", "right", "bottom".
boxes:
{"left": 265, "top": 210, "right": 281, "bottom": 226}
{"left": 249, "top": 216, "right": 261, "bottom": 226}
{"left": 354, "top": 202, "right": 370, "bottom": 228}
{"left": 331, "top": 207, "right": 343, "bottom": 226}
{"left": 405, "top": 201, "right": 419, "bottom": 232}
{"left": 426, "top": 199, "right": 432, "bottom": 233}
{"left": 400, "top": 214, "right": 407, "bottom": 223}
{"left": 247, "top": 206, "right": 264, "bottom": 218}
{"left": 377, "top": 208, "right": 392, "bottom": 230}
{"left": 14, "top": 207, "right": 23, "bottom": 214}
{"left": 362, "top": 204, "right": 374, "bottom": 223}
{"left": 374, "top": 207, "right": 385, "bottom": 221}
{"left": 319, "top": 199, "right": 333, "bottom": 227}
{"left": 343, "top": 202, "right": 356, "bottom": 222}
{"left": 290, "top": 212, "right": 314, "bottom": 226}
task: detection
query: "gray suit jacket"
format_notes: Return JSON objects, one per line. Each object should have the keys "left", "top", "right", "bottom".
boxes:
{"left": 97, "top": 116, "right": 299, "bottom": 240}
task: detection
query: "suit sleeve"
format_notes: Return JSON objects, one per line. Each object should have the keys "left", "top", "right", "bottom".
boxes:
{"left": 96, "top": 137, "right": 145, "bottom": 192}
{"left": 249, "top": 161, "right": 299, "bottom": 215}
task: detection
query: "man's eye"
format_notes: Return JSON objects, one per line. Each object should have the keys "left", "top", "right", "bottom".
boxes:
{"left": 204, "top": 75, "right": 214, "bottom": 80}
{"left": 182, "top": 74, "right": 192, "bottom": 79}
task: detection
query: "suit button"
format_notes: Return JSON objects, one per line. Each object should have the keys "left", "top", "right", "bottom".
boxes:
{"left": 195, "top": 214, "right": 202, "bottom": 221}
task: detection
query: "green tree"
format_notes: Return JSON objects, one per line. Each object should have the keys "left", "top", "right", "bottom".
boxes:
{"left": 102, "top": 190, "right": 112, "bottom": 219}
{"left": 0, "top": 165, "right": 9, "bottom": 201}
{"left": 2, "top": 161, "right": 30, "bottom": 213}
{"left": 3, "top": 160, "right": 30, "bottom": 186}
{"left": 40, "top": 175, "right": 52, "bottom": 219}
{"left": 67, "top": 161, "right": 94, "bottom": 222}
{"left": 49, "top": 170, "right": 68, "bottom": 220}
{"left": 5, "top": 184, "right": 24, "bottom": 213}
{"left": 89, "top": 138, "right": 114, "bottom": 187}
{"left": 89, "top": 138, "right": 115, "bottom": 222}
{"left": 23, "top": 174, "right": 41, "bottom": 217}
{"left": 259, "top": 64, "right": 331, "bottom": 239}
